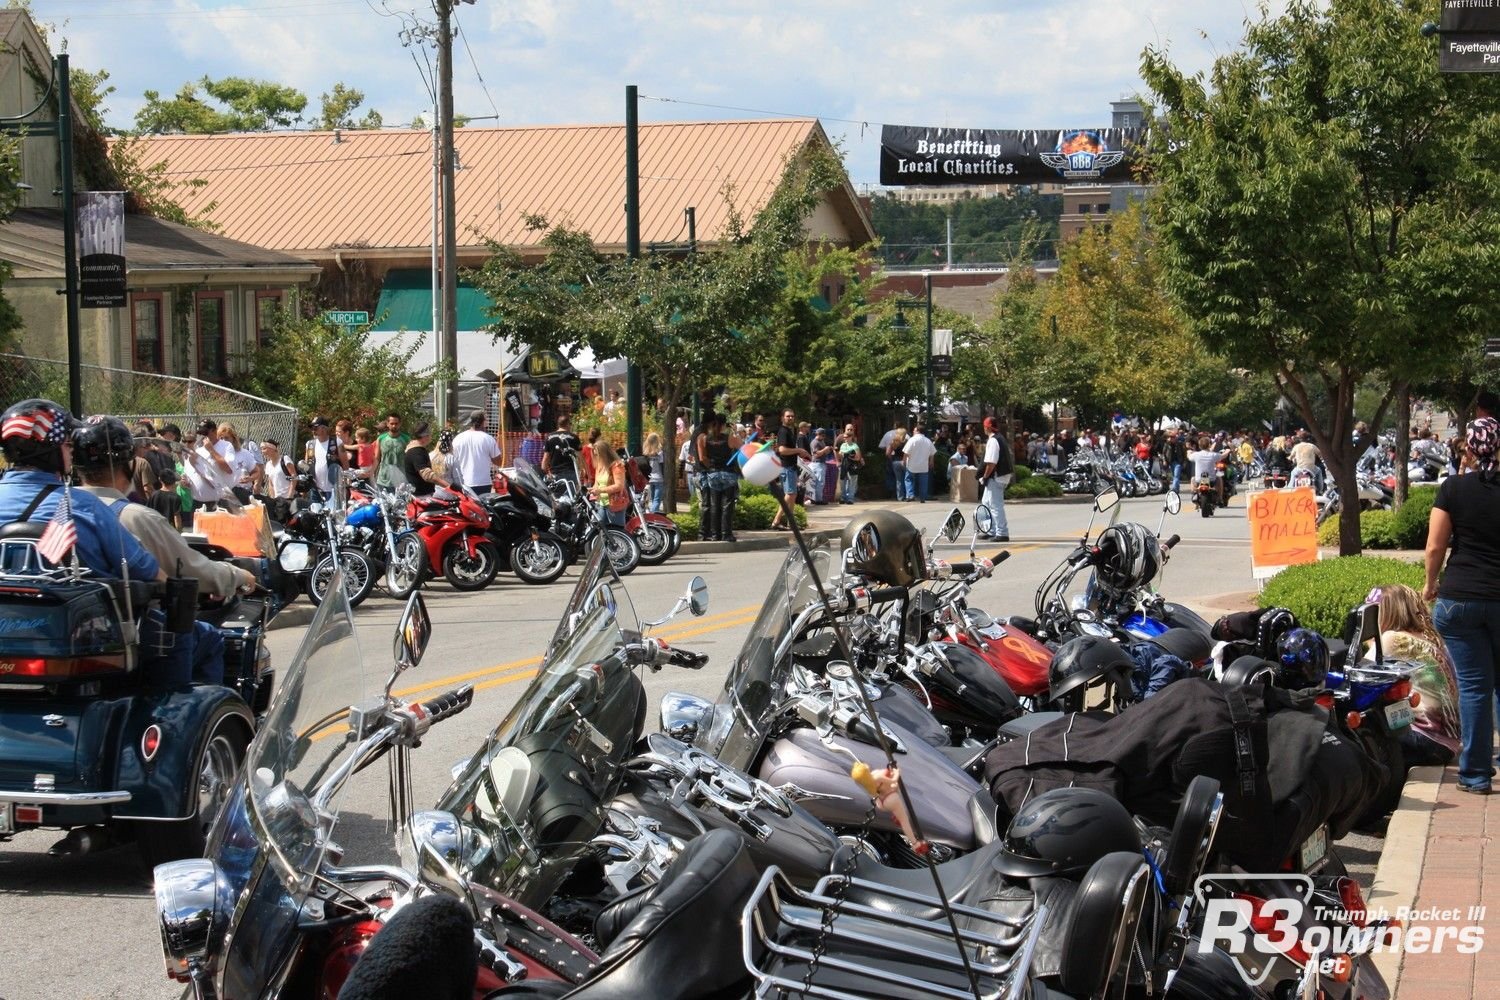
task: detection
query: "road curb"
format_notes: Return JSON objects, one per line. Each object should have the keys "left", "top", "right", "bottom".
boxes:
{"left": 678, "top": 528, "right": 840, "bottom": 555}
{"left": 1369, "top": 765, "right": 1444, "bottom": 989}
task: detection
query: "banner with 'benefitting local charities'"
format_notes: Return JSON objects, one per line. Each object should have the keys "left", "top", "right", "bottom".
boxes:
{"left": 879, "top": 124, "right": 1148, "bottom": 186}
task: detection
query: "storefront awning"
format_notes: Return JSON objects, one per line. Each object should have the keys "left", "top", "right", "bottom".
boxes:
{"left": 370, "top": 268, "right": 498, "bottom": 333}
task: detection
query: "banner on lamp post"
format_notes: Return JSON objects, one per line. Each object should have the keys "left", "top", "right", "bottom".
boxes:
{"left": 77, "top": 191, "right": 126, "bottom": 309}
{"left": 930, "top": 327, "right": 953, "bottom": 378}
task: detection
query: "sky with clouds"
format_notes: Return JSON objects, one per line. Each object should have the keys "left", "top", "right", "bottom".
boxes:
{"left": 33, "top": 0, "right": 1285, "bottom": 188}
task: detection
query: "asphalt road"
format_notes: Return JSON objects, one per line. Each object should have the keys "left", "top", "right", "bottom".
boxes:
{"left": 0, "top": 494, "right": 1382, "bottom": 999}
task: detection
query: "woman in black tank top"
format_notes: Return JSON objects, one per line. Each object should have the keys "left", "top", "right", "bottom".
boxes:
{"left": 698, "top": 414, "right": 741, "bottom": 542}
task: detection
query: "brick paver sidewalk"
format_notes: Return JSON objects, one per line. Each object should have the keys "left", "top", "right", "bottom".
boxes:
{"left": 1390, "top": 768, "right": 1498, "bottom": 998}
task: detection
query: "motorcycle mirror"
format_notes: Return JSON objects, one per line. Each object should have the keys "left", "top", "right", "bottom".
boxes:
{"left": 973, "top": 504, "right": 994, "bottom": 536}
{"left": 1094, "top": 487, "right": 1120, "bottom": 513}
{"left": 277, "top": 540, "right": 312, "bottom": 574}
{"left": 392, "top": 590, "right": 432, "bottom": 676}
{"left": 586, "top": 582, "right": 618, "bottom": 618}
{"left": 687, "top": 576, "right": 709, "bottom": 616}
{"left": 938, "top": 507, "right": 965, "bottom": 543}
{"left": 1164, "top": 491, "right": 1182, "bottom": 516}
{"left": 404, "top": 810, "right": 480, "bottom": 918}
{"left": 852, "top": 521, "right": 880, "bottom": 563}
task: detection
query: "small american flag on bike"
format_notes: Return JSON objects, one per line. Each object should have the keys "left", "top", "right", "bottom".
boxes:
{"left": 37, "top": 486, "right": 77, "bottom": 565}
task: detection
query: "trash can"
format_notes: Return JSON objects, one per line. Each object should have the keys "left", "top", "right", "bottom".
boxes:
{"left": 950, "top": 465, "right": 978, "bottom": 503}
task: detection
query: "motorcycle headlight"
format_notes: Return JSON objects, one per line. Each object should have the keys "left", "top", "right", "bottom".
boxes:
{"left": 534, "top": 500, "right": 554, "bottom": 519}
{"left": 154, "top": 859, "right": 234, "bottom": 982}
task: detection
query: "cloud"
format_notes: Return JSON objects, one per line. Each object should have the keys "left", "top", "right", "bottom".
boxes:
{"left": 35, "top": 0, "right": 1277, "bottom": 182}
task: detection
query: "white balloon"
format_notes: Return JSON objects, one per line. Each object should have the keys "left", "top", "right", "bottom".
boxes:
{"left": 741, "top": 448, "right": 782, "bottom": 487}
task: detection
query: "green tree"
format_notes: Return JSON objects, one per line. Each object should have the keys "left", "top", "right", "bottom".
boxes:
{"left": 1141, "top": 0, "right": 1500, "bottom": 554}
{"left": 319, "top": 82, "right": 383, "bottom": 130}
{"left": 237, "top": 311, "right": 448, "bottom": 429}
{"left": 135, "top": 76, "right": 308, "bottom": 133}
{"left": 724, "top": 242, "right": 920, "bottom": 420}
{"left": 472, "top": 145, "right": 848, "bottom": 512}
{"left": 870, "top": 189, "right": 1061, "bottom": 267}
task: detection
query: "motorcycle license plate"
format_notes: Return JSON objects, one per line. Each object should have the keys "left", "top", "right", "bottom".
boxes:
{"left": 1384, "top": 700, "right": 1414, "bottom": 730}
{"left": 1300, "top": 825, "right": 1328, "bottom": 870}
{"left": 0, "top": 802, "right": 11, "bottom": 835}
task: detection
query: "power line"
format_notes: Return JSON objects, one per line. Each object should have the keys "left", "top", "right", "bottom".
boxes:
{"left": 454, "top": 9, "right": 500, "bottom": 124}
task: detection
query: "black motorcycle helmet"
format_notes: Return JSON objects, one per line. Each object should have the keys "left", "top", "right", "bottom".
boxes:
{"left": 1049, "top": 634, "right": 1135, "bottom": 704}
{"left": 71, "top": 415, "right": 136, "bottom": 472}
{"left": 1275, "top": 627, "right": 1329, "bottom": 690}
{"left": 1, "top": 398, "right": 81, "bottom": 473}
{"left": 996, "top": 787, "right": 1143, "bottom": 879}
{"left": 841, "top": 509, "right": 926, "bottom": 588}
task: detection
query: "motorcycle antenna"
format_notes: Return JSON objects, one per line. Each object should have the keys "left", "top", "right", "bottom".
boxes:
{"left": 773, "top": 493, "right": 983, "bottom": 1000}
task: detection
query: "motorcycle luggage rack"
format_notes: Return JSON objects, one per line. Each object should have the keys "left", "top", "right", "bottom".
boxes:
{"left": 742, "top": 867, "right": 1044, "bottom": 1000}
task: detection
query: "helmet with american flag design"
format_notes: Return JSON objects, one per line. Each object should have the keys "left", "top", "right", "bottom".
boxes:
{"left": 2, "top": 398, "right": 82, "bottom": 472}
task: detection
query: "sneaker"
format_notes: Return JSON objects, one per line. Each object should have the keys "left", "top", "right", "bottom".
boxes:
{"left": 996, "top": 534, "right": 1010, "bottom": 542}
{"left": 1458, "top": 782, "right": 1492, "bottom": 795}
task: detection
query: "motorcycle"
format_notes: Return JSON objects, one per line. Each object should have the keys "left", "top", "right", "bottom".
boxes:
{"left": 479, "top": 457, "right": 569, "bottom": 585}
{"left": 276, "top": 494, "right": 377, "bottom": 607}
{"left": 546, "top": 469, "right": 642, "bottom": 576}
{"left": 622, "top": 484, "right": 680, "bottom": 566}
{"left": 404, "top": 484, "right": 503, "bottom": 591}
{"left": 0, "top": 526, "right": 287, "bottom": 867}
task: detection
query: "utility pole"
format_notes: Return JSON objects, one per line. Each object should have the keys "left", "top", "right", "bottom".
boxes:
{"left": 436, "top": 0, "right": 461, "bottom": 425}
{"left": 624, "top": 84, "right": 643, "bottom": 456}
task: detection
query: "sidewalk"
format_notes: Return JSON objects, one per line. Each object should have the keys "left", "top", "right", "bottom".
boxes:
{"left": 1377, "top": 766, "right": 1500, "bottom": 998}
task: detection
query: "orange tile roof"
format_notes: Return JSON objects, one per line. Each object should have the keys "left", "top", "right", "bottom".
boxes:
{"left": 127, "top": 118, "right": 871, "bottom": 257}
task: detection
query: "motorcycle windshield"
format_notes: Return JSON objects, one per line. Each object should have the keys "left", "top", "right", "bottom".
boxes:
{"left": 239, "top": 571, "right": 369, "bottom": 892}
{"left": 509, "top": 455, "right": 550, "bottom": 502}
{"left": 437, "top": 542, "right": 642, "bottom": 901}
{"left": 696, "top": 537, "right": 831, "bottom": 767}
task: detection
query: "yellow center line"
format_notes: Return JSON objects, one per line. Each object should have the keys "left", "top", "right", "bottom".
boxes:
{"left": 390, "top": 605, "right": 761, "bottom": 701}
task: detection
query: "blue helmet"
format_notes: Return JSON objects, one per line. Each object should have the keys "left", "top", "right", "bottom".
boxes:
{"left": 1276, "top": 628, "right": 1329, "bottom": 690}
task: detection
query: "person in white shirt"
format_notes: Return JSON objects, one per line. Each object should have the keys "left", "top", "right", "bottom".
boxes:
{"left": 304, "top": 416, "right": 345, "bottom": 501}
{"left": 979, "top": 417, "right": 1013, "bottom": 541}
{"left": 450, "top": 409, "right": 504, "bottom": 494}
{"left": 902, "top": 424, "right": 937, "bottom": 503}
{"left": 1188, "top": 434, "right": 1229, "bottom": 505}
{"left": 184, "top": 419, "right": 237, "bottom": 511}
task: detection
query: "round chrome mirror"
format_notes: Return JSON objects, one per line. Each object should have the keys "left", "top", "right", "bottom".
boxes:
{"left": 1165, "top": 491, "right": 1182, "bottom": 516}
{"left": 277, "top": 540, "right": 312, "bottom": 574}
{"left": 973, "top": 505, "right": 995, "bottom": 535}
{"left": 589, "top": 582, "right": 617, "bottom": 617}
{"left": 853, "top": 522, "right": 880, "bottom": 563}
{"left": 687, "top": 576, "right": 709, "bottom": 617}
{"left": 939, "top": 508, "right": 965, "bottom": 542}
{"left": 403, "top": 810, "right": 480, "bottom": 909}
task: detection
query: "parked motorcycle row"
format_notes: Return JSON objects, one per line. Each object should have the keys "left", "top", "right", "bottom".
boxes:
{"left": 275, "top": 455, "right": 683, "bottom": 610}
{"left": 1055, "top": 443, "right": 1170, "bottom": 498}
{"left": 149, "top": 485, "right": 1413, "bottom": 999}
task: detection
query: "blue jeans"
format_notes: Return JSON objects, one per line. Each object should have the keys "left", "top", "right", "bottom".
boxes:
{"left": 905, "top": 469, "right": 929, "bottom": 501}
{"left": 841, "top": 469, "right": 859, "bottom": 503}
{"left": 1170, "top": 462, "right": 1183, "bottom": 492}
{"left": 141, "top": 612, "right": 226, "bottom": 687}
{"left": 781, "top": 465, "right": 799, "bottom": 499}
{"left": 890, "top": 459, "right": 907, "bottom": 499}
{"left": 982, "top": 474, "right": 1009, "bottom": 537}
{"left": 649, "top": 482, "right": 663, "bottom": 512}
{"left": 1433, "top": 597, "right": 1500, "bottom": 789}
{"left": 809, "top": 462, "right": 826, "bottom": 502}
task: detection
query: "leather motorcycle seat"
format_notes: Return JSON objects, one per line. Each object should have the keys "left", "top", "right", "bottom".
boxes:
{"left": 998, "top": 711, "right": 1068, "bottom": 739}
{"left": 0, "top": 520, "right": 45, "bottom": 540}
{"left": 843, "top": 838, "right": 1010, "bottom": 919}
{"left": 561, "top": 828, "right": 758, "bottom": 1000}
{"left": 1149, "top": 628, "right": 1214, "bottom": 665}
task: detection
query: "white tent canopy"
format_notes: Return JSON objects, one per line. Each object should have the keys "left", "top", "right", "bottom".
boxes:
{"left": 363, "top": 330, "right": 621, "bottom": 381}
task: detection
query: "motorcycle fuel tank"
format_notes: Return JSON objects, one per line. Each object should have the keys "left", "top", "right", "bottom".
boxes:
{"left": 758, "top": 723, "right": 980, "bottom": 851}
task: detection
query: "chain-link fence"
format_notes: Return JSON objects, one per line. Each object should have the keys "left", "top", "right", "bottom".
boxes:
{"left": 0, "top": 354, "right": 298, "bottom": 450}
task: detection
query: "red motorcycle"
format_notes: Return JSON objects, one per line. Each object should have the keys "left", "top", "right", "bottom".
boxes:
{"left": 405, "top": 486, "right": 502, "bottom": 590}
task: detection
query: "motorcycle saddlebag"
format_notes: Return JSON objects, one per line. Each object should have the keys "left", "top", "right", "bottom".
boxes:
{"left": 0, "top": 578, "right": 138, "bottom": 682}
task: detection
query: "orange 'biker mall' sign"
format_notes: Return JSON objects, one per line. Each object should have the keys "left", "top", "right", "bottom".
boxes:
{"left": 1247, "top": 487, "right": 1320, "bottom": 579}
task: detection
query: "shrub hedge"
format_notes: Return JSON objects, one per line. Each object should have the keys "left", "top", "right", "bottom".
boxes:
{"left": 678, "top": 491, "right": 807, "bottom": 538}
{"left": 1313, "top": 485, "right": 1437, "bottom": 550}
{"left": 1006, "top": 474, "right": 1062, "bottom": 499}
{"left": 1258, "top": 556, "right": 1424, "bottom": 636}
